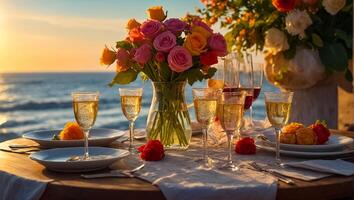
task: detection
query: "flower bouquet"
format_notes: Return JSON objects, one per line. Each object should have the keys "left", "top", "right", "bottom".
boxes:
{"left": 199, "top": 0, "right": 353, "bottom": 89}
{"left": 100, "top": 6, "right": 228, "bottom": 149}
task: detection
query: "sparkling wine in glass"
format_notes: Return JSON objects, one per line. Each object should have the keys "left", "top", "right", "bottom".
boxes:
{"left": 217, "top": 91, "right": 245, "bottom": 170}
{"left": 192, "top": 88, "right": 220, "bottom": 168}
{"left": 264, "top": 91, "right": 293, "bottom": 165}
{"left": 72, "top": 92, "right": 99, "bottom": 160}
{"left": 119, "top": 88, "right": 143, "bottom": 152}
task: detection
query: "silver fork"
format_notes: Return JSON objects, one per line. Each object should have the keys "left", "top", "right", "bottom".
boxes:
{"left": 249, "top": 162, "right": 295, "bottom": 185}
{"left": 81, "top": 163, "right": 145, "bottom": 179}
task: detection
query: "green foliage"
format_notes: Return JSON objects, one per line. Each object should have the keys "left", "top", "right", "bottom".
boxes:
{"left": 109, "top": 69, "right": 138, "bottom": 86}
{"left": 116, "top": 40, "right": 133, "bottom": 50}
{"left": 319, "top": 42, "right": 348, "bottom": 71}
{"left": 311, "top": 33, "right": 324, "bottom": 48}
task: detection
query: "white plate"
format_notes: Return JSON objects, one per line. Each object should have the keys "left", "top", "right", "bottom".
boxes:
{"left": 30, "top": 147, "right": 129, "bottom": 172}
{"left": 23, "top": 129, "right": 125, "bottom": 148}
{"left": 256, "top": 141, "right": 354, "bottom": 158}
{"left": 261, "top": 129, "right": 354, "bottom": 152}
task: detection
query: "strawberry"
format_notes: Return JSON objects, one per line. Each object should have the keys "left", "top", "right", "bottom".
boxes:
{"left": 310, "top": 120, "right": 330, "bottom": 145}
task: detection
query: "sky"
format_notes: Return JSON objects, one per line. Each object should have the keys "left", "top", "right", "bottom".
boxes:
{"left": 0, "top": 0, "right": 205, "bottom": 73}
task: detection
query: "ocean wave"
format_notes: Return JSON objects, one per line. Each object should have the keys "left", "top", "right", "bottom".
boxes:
{"left": 0, "top": 99, "right": 153, "bottom": 112}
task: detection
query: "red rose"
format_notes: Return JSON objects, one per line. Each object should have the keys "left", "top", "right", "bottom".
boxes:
{"left": 310, "top": 122, "right": 330, "bottom": 145}
{"left": 200, "top": 51, "right": 218, "bottom": 66}
{"left": 272, "top": 0, "right": 297, "bottom": 12}
{"left": 235, "top": 137, "right": 256, "bottom": 155}
{"left": 155, "top": 52, "right": 165, "bottom": 62}
{"left": 138, "top": 140, "right": 165, "bottom": 161}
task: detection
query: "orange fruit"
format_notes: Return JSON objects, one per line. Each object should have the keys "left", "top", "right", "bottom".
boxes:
{"left": 59, "top": 122, "right": 85, "bottom": 140}
{"left": 208, "top": 79, "right": 224, "bottom": 89}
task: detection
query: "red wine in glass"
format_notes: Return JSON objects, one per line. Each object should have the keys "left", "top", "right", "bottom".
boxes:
{"left": 223, "top": 87, "right": 253, "bottom": 110}
{"left": 253, "top": 87, "right": 261, "bottom": 102}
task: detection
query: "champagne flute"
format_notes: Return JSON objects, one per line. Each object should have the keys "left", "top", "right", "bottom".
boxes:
{"left": 119, "top": 88, "right": 143, "bottom": 152}
{"left": 72, "top": 92, "right": 99, "bottom": 160}
{"left": 217, "top": 91, "right": 245, "bottom": 170}
{"left": 264, "top": 92, "right": 293, "bottom": 165}
{"left": 192, "top": 88, "right": 220, "bottom": 168}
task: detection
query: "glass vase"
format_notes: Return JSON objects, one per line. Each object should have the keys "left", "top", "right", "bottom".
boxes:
{"left": 146, "top": 81, "right": 192, "bottom": 150}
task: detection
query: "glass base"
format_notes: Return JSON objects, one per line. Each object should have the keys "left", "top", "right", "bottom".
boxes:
{"left": 218, "top": 162, "right": 239, "bottom": 171}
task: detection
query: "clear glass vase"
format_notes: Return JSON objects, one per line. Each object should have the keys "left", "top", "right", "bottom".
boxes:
{"left": 146, "top": 81, "right": 192, "bottom": 150}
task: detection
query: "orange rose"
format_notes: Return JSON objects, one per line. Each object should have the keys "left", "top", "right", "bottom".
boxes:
{"left": 183, "top": 32, "right": 207, "bottom": 56}
{"left": 100, "top": 46, "right": 116, "bottom": 65}
{"left": 146, "top": 6, "right": 166, "bottom": 21}
{"left": 129, "top": 28, "right": 145, "bottom": 43}
{"left": 191, "top": 26, "right": 212, "bottom": 39}
{"left": 126, "top": 18, "right": 141, "bottom": 30}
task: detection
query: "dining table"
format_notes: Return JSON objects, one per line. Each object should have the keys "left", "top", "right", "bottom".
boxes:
{"left": 0, "top": 129, "right": 353, "bottom": 200}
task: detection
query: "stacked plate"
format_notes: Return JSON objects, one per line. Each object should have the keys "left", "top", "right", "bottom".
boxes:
{"left": 23, "top": 128, "right": 129, "bottom": 172}
{"left": 256, "top": 128, "right": 354, "bottom": 158}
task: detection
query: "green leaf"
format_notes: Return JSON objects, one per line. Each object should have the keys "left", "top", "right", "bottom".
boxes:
{"left": 319, "top": 43, "right": 348, "bottom": 71}
{"left": 266, "top": 12, "right": 279, "bottom": 25}
{"left": 311, "top": 33, "right": 324, "bottom": 47}
{"left": 109, "top": 69, "right": 138, "bottom": 86}
{"left": 205, "top": 67, "right": 217, "bottom": 79}
{"left": 345, "top": 68, "right": 353, "bottom": 82}
{"left": 116, "top": 40, "right": 133, "bottom": 50}
{"left": 185, "top": 68, "right": 204, "bottom": 85}
{"left": 334, "top": 29, "right": 352, "bottom": 49}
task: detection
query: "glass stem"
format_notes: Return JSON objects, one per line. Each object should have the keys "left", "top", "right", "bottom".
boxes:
{"left": 249, "top": 105, "right": 254, "bottom": 126}
{"left": 275, "top": 127, "right": 281, "bottom": 165}
{"left": 83, "top": 129, "right": 90, "bottom": 160}
{"left": 129, "top": 121, "right": 135, "bottom": 152}
{"left": 202, "top": 127, "right": 208, "bottom": 165}
{"left": 226, "top": 131, "right": 234, "bottom": 165}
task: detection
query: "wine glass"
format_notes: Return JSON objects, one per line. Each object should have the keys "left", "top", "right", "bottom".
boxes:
{"left": 207, "top": 57, "right": 225, "bottom": 89}
{"left": 217, "top": 91, "right": 246, "bottom": 170}
{"left": 119, "top": 88, "right": 143, "bottom": 152}
{"left": 246, "top": 54, "right": 264, "bottom": 129}
{"left": 264, "top": 91, "right": 293, "bottom": 165}
{"left": 72, "top": 92, "right": 99, "bottom": 160}
{"left": 192, "top": 88, "right": 220, "bottom": 168}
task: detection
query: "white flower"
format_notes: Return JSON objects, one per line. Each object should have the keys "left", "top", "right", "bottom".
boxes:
{"left": 264, "top": 28, "right": 290, "bottom": 55}
{"left": 285, "top": 10, "right": 312, "bottom": 38}
{"left": 322, "top": 0, "right": 346, "bottom": 15}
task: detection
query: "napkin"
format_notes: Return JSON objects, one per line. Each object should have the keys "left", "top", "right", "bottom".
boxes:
{"left": 284, "top": 159, "right": 354, "bottom": 176}
{"left": 135, "top": 152, "right": 277, "bottom": 200}
{"left": 0, "top": 170, "right": 47, "bottom": 200}
{"left": 253, "top": 162, "right": 331, "bottom": 181}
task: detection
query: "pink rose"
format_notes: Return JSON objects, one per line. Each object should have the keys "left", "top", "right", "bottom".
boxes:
{"left": 193, "top": 20, "right": 213, "bottom": 33}
{"left": 140, "top": 20, "right": 163, "bottom": 39}
{"left": 116, "top": 48, "right": 130, "bottom": 67}
{"left": 167, "top": 46, "right": 193, "bottom": 72}
{"left": 153, "top": 31, "right": 177, "bottom": 52}
{"left": 155, "top": 52, "right": 165, "bottom": 62}
{"left": 133, "top": 44, "right": 152, "bottom": 65}
{"left": 164, "top": 18, "right": 187, "bottom": 35}
{"left": 208, "top": 33, "right": 228, "bottom": 57}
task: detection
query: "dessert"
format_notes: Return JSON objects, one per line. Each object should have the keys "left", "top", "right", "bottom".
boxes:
{"left": 280, "top": 122, "right": 304, "bottom": 144}
{"left": 295, "top": 127, "right": 317, "bottom": 145}
{"left": 57, "top": 122, "right": 85, "bottom": 140}
{"left": 279, "top": 120, "right": 330, "bottom": 145}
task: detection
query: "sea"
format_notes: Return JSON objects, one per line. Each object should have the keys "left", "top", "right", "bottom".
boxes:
{"left": 0, "top": 72, "right": 278, "bottom": 142}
